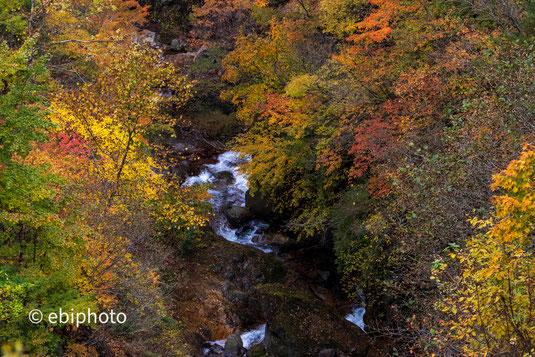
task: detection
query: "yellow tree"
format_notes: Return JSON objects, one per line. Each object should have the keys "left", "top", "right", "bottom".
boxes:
{"left": 52, "top": 45, "right": 190, "bottom": 206}
{"left": 436, "top": 145, "right": 535, "bottom": 355}
{"left": 54, "top": 44, "right": 207, "bottom": 229}
{"left": 50, "top": 42, "right": 208, "bottom": 286}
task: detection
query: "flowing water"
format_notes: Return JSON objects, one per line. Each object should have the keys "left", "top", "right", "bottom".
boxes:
{"left": 184, "top": 151, "right": 268, "bottom": 354}
{"left": 240, "top": 324, "right": 267, "bottom": 349}
{"left": 183, "top": 151, "right": 272, "bottom": 252}
{"left": 184, "top": 151, "right": 365, "bottom": 354}
{"left": 345, "top": 306, "right": 366, "bottom": 331}
{"left": 203, "top": 324, "right": 266, "bottom": 355}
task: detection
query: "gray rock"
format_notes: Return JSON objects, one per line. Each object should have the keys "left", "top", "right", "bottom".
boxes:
{"left": 319, "top": 270, "right": 330, "bottom": 282}
{"left": 215, "top": 170, "right": 235, "bottom": 184}
{"left": 204, "top": 342, "right": 224, "bottom": 356}
{"left": 224, "top": 333, "right": 243, "bottom": 356}
{"left": 134, "top": 29, "right": 157, "bottom": 47}
{"left": 172, "top": 142, "right": 199, "bottom": 156}
{"left": 224, "top": 206, "right": 252, "bottom": 227}
{"left": 259, "top": 284, "right": 369, "bottom": 357}
{"left": 319, "top": 349, "right": 337, "bottom": 357}
{"left": 170, "top": 38, "right": 186, "bottom": 52}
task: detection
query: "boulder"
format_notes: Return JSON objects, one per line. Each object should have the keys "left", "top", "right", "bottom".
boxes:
{"left": 245, "top": 190, "right": 272, "bottom": 217}
{"left": 247, "top": 343, "right": 267, "bottom": 357}
{"left": 318, "top": 271, "right": 330, "bottom": 282}
{"left": 215, "top": 170, "right": 235, "bottom": 184}
{"left": 224, "top": 333, "right": 244, "bottom": 356}
{"left": 134, "top": 29, "right": 157, "bottom": 47}
{"left": 224, "top": 206, "right": 252, "bottom": 227}
{"left": 203, "top": 342, "right": 224, "bottom": 356}
{"left": 258, "top": 284, "right": 369, "bottom": 357}
{"left": 170, "top": 38, "right": 186, "bottom": 52}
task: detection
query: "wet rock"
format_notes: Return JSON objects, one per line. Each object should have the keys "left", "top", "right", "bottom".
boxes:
{"left": 215, "top": 171, "right": 235, "bottom": 184}
{"left": 259, "top": 284, "right": 369, "bottom": 357}
{"left": 245, "top": 190, "right": 272, "bottom": 217}
{"left": 203, "top": 342, "right": 224, "bottom": 356}
{"left": 247, "top": 343, "right": 267, "bottom": 357}
{"left": 170, "top": 38, "right": 186, "bottom": 52}
{"left": 319, "top": 348, "right": 337, "bottom": 357}
{"left": 224, "top": 333, "right": 243, "bottom": 356}
{"left": 224, "top": 206, "right": 252, "bottom": 227}
{"left": 253, "top": 233, "right": 289, "bottom": 245}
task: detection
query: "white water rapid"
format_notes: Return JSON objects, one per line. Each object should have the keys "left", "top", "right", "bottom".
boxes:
{"left": 203, "top": 324, "right": 266, "bottom": 355}
{"left": 345, "top": 306, "right": 366, "bottom": 331}
{"left": 185, "top": 151, "right": 365, "bottom": 354}
{"left": 183, "top": 151, "right": 272, "bottom": 252}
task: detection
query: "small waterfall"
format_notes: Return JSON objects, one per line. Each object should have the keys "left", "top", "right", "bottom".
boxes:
{"left": 345, "top": 306, "right": 366, "bottom": 331}
{"left": 240, "top": 324, "right": 266, "bottom": 349}
{"left": 183, "top": 151, "right": 272, "bottom": 252}
{"left": 203, "top": 324, "right": 266, "bottom": 355}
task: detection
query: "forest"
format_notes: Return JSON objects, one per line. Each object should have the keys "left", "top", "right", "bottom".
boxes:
{"left": 0, "top": 0, "right": 534, "bottom": 355}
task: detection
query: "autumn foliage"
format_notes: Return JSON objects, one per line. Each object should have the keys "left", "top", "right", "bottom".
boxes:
{"left": 0, "top": 0, "right": 208, "bottom": 354}
{"left": 201, "top": 0, "right": 535, "bottom": 353}
{"left": 437, "top": 146, "right": 535, "bottom": 355}
{"left": 2, "top": 0, "right": 535, "bottom": 354}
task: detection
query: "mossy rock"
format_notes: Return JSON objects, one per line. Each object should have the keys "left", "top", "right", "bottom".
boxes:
{"left": 246, "top": 343, "right": 267, "bottom": 357}
{"left": 258, "top": 284, "right": 369, "bottom": 357}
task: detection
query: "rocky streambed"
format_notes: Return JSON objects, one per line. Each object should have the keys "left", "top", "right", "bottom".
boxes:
{"left": 165, "top": 150, "right": 382, "bottom": 357}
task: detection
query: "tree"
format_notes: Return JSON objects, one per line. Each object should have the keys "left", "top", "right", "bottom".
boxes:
{"left": 318, "top": 0, "right": 369, "bottom": 39}
{"left": 44, "top": 0, "right": 149, "bottom": 83}
{"left": 437, "top": 145, "right": 535, "bottom": 355}
{"left": 52, "top": 45, "right": 196, "bottom": 210}
{"left": 190, "top": 0, "right": 259, "bottom": 48}
{"left": 0, "top": 26, "right": 94, "bottom": 356}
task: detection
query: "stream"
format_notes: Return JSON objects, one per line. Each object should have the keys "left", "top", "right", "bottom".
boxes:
{"left": 183, "top": 151, "right": 365, "bottom": 354}
{"left": 183, "top": 151, "right": 272, "bottom": 253}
